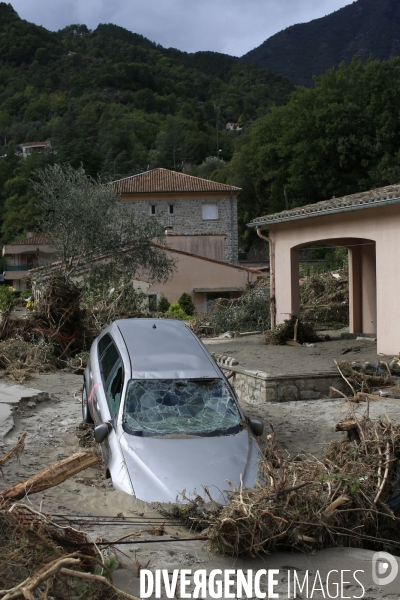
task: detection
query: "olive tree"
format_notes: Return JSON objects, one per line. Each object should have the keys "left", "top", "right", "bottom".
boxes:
{"left": 33, "top": 164, "right": 175, "bottom": 282}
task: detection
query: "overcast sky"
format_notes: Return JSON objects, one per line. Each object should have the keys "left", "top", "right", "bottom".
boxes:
{"left": 11, "top": 0, "right": 353, "bottom": 56}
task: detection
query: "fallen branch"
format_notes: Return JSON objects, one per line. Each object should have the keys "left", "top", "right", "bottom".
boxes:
{"left": 0, "top": 557, "right": 80, "bottom": 600}
{"left": 59, "top": 568, "right": 140, "bottom": 600}
{"left": 0, "top": 433, "right": 27, "bottom": 476}
{"left": 0, "top": 451, "right": 99, "bottom": 501}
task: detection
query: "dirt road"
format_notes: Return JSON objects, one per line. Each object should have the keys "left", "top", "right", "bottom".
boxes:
{"left": 1, "top": 371, "right": 399, "bottom": 599}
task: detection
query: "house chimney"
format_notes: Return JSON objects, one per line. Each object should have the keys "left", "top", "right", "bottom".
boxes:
{"left": 26, "top": 231, "right": 33, "bottom": 238}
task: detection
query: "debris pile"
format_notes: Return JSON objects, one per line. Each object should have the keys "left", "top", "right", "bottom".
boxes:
{"left": 191, "top": 279, "right": 270, "bottom": 337}
{"left": 0, "top": 272, "right": 152, "bottom": 381}
{"left": 335, "top": 359, "right": 399, "bottom": 394}
{"left": 264, "top": 314, "right": 321, "bottom": 346}
{"left": 0, "top": 436, "right": 138, "bottom": 600}
{"left": 300, "top": 269, "right": 349, "bottom": 327}
{"left": 193, "top": 409, "right": 400, "bottom": 556}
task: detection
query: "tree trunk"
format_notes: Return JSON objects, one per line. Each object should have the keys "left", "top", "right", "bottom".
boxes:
{"left": 0, "top": 451, "right": 99, "bottom": 501}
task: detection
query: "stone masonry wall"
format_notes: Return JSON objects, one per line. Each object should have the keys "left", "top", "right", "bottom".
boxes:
{"left": 124, "top": 196, "right": 238, "bottom": 263}
{"left": 212, "top": 354, "right": 348, "bottom": 403}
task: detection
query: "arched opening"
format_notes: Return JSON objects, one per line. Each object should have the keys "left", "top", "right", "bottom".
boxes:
{"left": 290, "top": 237, "right": 377, "bottom": 334}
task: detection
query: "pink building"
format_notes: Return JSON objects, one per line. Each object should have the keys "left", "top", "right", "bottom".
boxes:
{"left": 249, "top": 184, "right": 400, "bottom": 355}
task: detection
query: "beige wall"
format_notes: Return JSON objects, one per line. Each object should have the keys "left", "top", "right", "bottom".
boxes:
{"left": 263, "top": 203, "right": 400, "bottom": 354}
{"left": 141, "top": 249, "right": 259, "bottom": 310}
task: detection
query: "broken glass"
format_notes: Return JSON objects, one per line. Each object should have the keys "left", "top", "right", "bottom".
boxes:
{"left": 123, "top": 379, "right": 242, "bottom": 436}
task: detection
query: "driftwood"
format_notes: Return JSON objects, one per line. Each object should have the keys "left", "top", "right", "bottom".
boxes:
{"left": 0, "top": 433, "right": 27, "bottom": 475}
{"left": 0, "top": 451, "right": 99, "bottom": 501}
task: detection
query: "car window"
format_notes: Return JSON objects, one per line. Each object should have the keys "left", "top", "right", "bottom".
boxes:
{"left": 100, "top": 342, "right": 120, "bottom": 384}
{"left": 123, "top": 379, "right": 242, "bottom": 436}
{"left": 98, "top": 333, "right": 112, "bottom": 358}
{"left": 106, "top": 360, "right": 124, "bottom": 417}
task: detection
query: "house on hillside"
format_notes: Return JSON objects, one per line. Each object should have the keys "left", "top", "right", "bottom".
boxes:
{"left": 112, "top": 168, "right": 240, "bottom": 263}
{"left": 225, "top": 122, "right": 242, "bottom": 132}
{"left": 248, "top": 184, "right": 400, "bottom": 355}
{"left": 17, "top": 140, "right": 51, "bottom": 159}
{"left": 2, "top": 233, "right": 55, "bottom": 290}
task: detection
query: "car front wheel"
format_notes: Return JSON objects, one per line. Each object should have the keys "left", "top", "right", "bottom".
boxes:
{"left": 82, "top": 385, "right": 93, "bottom": 424}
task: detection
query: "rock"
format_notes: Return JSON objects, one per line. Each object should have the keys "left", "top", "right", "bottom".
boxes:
{"left": 389, "top": 359, "right": 400, "bottom": 374}
{"left": 26, "top": 402, "right": 36, "bottom": 408}
{"left": 362, "top": 362, "right": 377, "bottom": 375}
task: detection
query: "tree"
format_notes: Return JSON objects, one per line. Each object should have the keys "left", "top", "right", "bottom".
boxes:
{"left": 33, "top": 164, "right": 175, "bottom": 281}
{"left": 178, "top": 292, "right": 195, "bottom": 316}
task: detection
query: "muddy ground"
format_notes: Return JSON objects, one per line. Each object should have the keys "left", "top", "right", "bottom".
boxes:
{"left": 203, "top": 331, "right": 383, "bottom": 376}
{"left": 1, "top": 370, "right": 400, "bottom": 598}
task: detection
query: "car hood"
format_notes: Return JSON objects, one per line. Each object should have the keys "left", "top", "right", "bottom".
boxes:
{"left": 119, "top": 428, "right": 261, "bottom": 503}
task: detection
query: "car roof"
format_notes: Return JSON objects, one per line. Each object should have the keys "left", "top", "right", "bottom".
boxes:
{"left": 113, "top": 319, "right": 221, "bottom": 380}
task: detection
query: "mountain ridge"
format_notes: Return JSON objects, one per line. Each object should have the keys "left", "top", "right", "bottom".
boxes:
{"left": 242, "top": 0, "right": 400, "bottom": 86}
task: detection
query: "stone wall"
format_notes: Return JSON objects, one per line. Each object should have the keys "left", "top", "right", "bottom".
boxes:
{"left": 212, "top": 354, "right": 348, "bottom": 403}
{"left": 123, "top": 196, "right": 238, "bottom": 263}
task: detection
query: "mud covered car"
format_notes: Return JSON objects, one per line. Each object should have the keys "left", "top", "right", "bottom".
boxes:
{"left": 83, "top": 319, "right": 263, "bottom": 503}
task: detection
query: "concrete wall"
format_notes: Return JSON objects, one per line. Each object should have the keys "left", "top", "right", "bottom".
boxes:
{"left": 121, "top": 192, "right": 238, "bottom": 263}
{"left": 265, "top": 203, "right": 400, "bottom": 355}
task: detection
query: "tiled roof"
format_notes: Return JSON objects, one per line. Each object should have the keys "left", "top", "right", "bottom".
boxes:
{"left": 250, "top": 184, "right": 400, "bottom": 227}
{"left": 11, "top": 234, "right": 49, "bottom": 245}
{"left": 113, "top": 168, "right": 241, "bottom": 194}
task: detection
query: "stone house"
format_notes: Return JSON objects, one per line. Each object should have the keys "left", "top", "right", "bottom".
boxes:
{"left": 112, "top": 168, "right": 240, "bottom": 263}
{"left": 248, "top": 183, "right": 400, "bottom": 355}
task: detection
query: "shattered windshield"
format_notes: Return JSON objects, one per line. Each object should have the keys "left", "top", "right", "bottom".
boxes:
{"left": 123, "top": 379, "right": 242, "bottom": 436}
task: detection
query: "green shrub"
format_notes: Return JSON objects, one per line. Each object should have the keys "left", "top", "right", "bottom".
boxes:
{"left": 0, "top": 286, "right": 14, "bottom": 311}
{"left": 158, "top": 296, "right": 170, "bottom": 313}
{"left": 20, "top": 290, "right": 32, "bottom": 299}
{"left": 167, "top": 302, "right": 188, "bottom": 320}
{"left": 178, "top": 292, "right": 195, "bottom": 316}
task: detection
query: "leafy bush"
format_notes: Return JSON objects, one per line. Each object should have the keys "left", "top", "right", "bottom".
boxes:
{"left": 167, "top": 302, "right": 188, "bottom": 320}
{"left": 178, "top": 292, "right": 195, "bottom": 316}
{"left": 0, "top": 286, "right": 14, "bottom": 311}
{"left": 158, "top": 296, "right": 170, "bottom": 313}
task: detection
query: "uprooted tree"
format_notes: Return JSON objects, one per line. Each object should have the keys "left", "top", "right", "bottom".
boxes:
{"left": 33, "top": 163, "right": 175, "bottom": 282}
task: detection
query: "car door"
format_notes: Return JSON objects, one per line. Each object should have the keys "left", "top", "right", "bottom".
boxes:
{"left": 98, "top": 340, "right": 124, "bottom": 465}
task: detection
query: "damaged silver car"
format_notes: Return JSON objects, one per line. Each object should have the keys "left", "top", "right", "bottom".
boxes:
{"left": 82, "top": 318, "right": 263, "bottom": 503}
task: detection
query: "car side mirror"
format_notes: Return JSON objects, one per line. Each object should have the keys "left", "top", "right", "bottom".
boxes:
{"left": 94, "top": 423, "right": 110, "bottom": 444}
{"left": 249, "top": 418, "right": 263, "bottom": 437}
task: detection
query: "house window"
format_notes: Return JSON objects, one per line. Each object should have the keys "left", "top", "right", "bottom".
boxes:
{"left": 168, "top": 204, "right": 175, "bottom": 215}
{"left": 150, "top": 205, "right": 156, "bottom": 215}
{"left": 202, "top": 203, "right": 218, "bottom": 220}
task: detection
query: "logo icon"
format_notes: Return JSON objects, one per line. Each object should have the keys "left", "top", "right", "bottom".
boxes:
{"left": 372, "top": 551, "right": 399, "bottom": 586}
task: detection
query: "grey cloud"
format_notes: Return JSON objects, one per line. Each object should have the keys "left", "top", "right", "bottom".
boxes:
{"left": 11, "top": 0, "right": 352, "bottom": 56}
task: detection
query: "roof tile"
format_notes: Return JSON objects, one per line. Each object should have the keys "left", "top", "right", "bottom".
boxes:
{"left": 250, "top": 184, "right": 400, "bottom": 226}
{"left": 113, "top": 168, "right": 241, "bottom": 194}
{"left": 11, "top": 234, "right": 49, "bottom": 245}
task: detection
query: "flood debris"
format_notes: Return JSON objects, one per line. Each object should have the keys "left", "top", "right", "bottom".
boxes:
{"left": 191, "top": 279, "right": 270, "bottom": 337}
{"left": 0, "top": 273, "right": 152, "bottom": 382}
{"left": 264, "top": 314, "right": 321, "bottom": 346}
{"left": 0, "top": 432, "right": 26, "bottom": 477}
{"left": 0, "top": 441, "right": 138, "bottom": 599}
{"left": 300, "top": 268, "right": 349, "bottom": 328}
{"left": 184, "top": 406, "right": 400, "bottom": 557}
{"left": 335, "top": 358, "right": 399, "bottom": 394}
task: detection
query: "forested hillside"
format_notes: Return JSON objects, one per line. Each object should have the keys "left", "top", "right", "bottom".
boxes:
{"left": 217, "top": 56, "right": 400, "bottom": 248}
{"left": 243, "top": 0, "right": 400, "bottom": 86}
{"left": 0, "top": 2, "right": 293, "bottom": 243}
